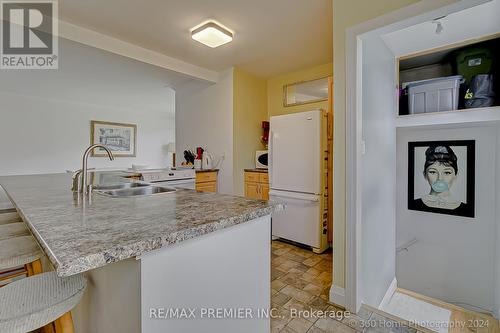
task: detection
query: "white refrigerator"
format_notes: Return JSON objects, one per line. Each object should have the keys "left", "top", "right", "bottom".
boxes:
{"left": 269, "top": 109, "right": 328, "bottom": 253}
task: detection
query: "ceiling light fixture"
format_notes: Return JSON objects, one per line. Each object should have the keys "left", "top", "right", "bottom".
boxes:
{"left": 432, "top": 15, "right": 446, "bottom": 35}
{"left": 191, "top": 21, "right": 233, "bottom": 48}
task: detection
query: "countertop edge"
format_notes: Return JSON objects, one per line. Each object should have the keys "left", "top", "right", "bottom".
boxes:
{"left": 55, "top": 203, "right": 283, "bottom": 277}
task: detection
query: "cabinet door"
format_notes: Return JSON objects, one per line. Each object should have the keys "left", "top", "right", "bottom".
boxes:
{"left": 245, "top": 182, "right": 260, "bottom": 199}
{"left": 196, "top": 182, "right": 217, "bottom": 193}
{"left": 261, "top": 184, "right": 269, "bottom": 200}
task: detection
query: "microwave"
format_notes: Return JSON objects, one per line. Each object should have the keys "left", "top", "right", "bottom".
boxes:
{"left": 255, "top": 150, "right": 268, "bottom": 169}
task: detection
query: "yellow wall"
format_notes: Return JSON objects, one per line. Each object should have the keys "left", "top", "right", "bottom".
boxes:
{"left": 332, "top": 0, "right": 458, "bottom": 291}
{"left": 267, "top": 63, "right": 333, "bottom": 117}
{"left": 233, "top": 68, "right": 268, "bottom": 195}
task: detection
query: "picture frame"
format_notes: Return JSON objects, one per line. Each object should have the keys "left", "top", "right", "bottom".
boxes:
{"left": 408, "top": 140, "right": 475, "bottom": 218}
{"left": 90, "top": 120, "right": 137, "bottom": 157}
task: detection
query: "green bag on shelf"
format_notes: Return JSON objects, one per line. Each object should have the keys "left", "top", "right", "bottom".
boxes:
{"left": 454, "top": 47, "right": 493, "bottom": 84}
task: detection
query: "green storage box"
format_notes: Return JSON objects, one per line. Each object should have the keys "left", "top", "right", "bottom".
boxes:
{"left": 454, "top": 47, "right": 493, "bottom": 83}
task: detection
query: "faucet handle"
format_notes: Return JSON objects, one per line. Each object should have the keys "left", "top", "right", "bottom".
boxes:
{"left": 71, "top": 169, "right": 83, "bottom": 192}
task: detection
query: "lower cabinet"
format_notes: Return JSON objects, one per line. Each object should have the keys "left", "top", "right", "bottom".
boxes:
{"left": 244, "top": 171, "right": 269, "bottom": 200}
{"left": 195, "top": 170, "right": 218, "bottom": 192}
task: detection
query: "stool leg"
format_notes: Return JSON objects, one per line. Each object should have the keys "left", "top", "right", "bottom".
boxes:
{"left": 54, "top": 312, "right": 74, "bottom": 333}
{"left": 43, "top": 323, "right": 56, "bottom": 333}
{"left": 31, "top": 259, "right": 43, "bottom": 274}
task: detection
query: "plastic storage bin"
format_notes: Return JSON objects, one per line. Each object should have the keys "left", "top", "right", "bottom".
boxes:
{"left": 407, "top": 75, "right": 463, "bottom": 114}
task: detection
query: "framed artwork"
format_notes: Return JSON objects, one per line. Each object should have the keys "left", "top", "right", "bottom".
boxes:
{"left": 90, "top": 121, "right": 137, "bottom": 157}
{"left": 408, "top": 140, "right": 475, "bottom": 218}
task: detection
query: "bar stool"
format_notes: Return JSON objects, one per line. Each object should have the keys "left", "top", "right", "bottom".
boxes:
{"left": 0, "top": 211, "right": 22, "bottom": 225}
{"left": 0, "top": 271, "right": 86, "bottom": 333}
{"left": 0, "top": 222, "right": 30, "bottom": 241}
{"left": 0, "top": 236, "right": 43, "bottom": 278}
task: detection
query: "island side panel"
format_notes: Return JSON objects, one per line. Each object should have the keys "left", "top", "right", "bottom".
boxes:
{"left": 72, "top": 258, "right": 141, "bottom": 333}
{"left": 141, "top": 215, "right": 271, "bottom": 333}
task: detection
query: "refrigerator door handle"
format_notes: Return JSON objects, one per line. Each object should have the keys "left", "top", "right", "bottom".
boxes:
{"left": 269, "top": 130, "right": 275, "bottom": 187}
{"left": 269, "top": 190, "right": 320, "bottom": 202}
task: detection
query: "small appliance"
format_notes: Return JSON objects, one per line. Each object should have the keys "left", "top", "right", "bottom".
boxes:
{"left": 255, "top": 150, "right": 268, "bottom": 169}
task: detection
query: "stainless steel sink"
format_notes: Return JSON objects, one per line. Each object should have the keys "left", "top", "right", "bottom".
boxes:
{"left": 94, "top": 185, "right": 176, "bottom": 197}
{"left": 93, "top": 183, "right": 150, "bottom": 191}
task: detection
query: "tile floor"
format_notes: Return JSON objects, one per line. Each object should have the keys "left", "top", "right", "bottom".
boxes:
{"left": 270, "top": 240, "right": 419, "bottom": 333}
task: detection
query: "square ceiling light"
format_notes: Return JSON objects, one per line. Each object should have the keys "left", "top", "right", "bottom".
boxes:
{"left": 191, "top": 21, "right": 233, "bottom": 48}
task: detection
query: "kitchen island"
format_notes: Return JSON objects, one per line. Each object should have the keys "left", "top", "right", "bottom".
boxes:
{"left": 0, "top": 172, "right": 282, "bottom": 333}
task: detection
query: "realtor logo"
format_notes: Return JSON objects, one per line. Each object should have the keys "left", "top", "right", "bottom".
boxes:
{"left": 1, "top": 0, "right": 58, "bottom": 69}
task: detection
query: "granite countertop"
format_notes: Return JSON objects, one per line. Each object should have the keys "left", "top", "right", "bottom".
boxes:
{"left": 244, "top": 168, "right": 268, "bottom": 173}
{"left": 0, "top": 173, "right": 282, "bottom": 277}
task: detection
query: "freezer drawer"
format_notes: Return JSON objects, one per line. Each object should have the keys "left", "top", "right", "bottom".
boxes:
{"left": 270, "top": 190, "right": 321, "bottom": 249}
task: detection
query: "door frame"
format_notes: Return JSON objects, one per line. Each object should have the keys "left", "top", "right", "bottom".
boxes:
{"left": 343, "top": 0, "right": 490, "bottom": 313}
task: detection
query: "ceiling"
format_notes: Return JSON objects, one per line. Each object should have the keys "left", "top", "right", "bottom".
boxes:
{"left": 58, "top": 0, "right": 333, "bottom": 78}
{"left": 0, "top": 38, "right": 190, "bottom": 112}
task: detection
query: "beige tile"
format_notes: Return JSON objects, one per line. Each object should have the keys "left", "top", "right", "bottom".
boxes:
{"left": 272, "top": 292, "right": 292, "bottom": 307}
{"left": 306, "top": 267, "right": 322, "bottom": 276}
{"left": 314, "top": 318, "right": 356, "bottom": 333}
{"left": 283, "top": 298, "right": 310, "bottom": 312}
{"left": 306, "top": 326, "right": 326, "bottom": 333}
{"left": 278, "top": 273, "right": 309, "bottom": 289}
{"left": 274, "top": 248, "right": 292, "bottom": 256}
{"left": 287, "top": 317, "right": 314, "bottom": 333}
{"left": 307, "top": 296, "right": 329, "bottom": 311}
{"left": 303, "top": 257, "right": 322, "bottom": 267}
{"left": 282, "top": 251, "right": 307, "bottom": 263}
{"left": 278, "top": 260, "right": 300, "bottom": 270}
{"left": 272, "top": 268, "right": 286, "bottom": 280}
{"left": 280, "top": 285, "right": 315, "bottom": 304}
{"left": 303, "top": 283, "right": 323, "bottom": 296}
{"left": 272, "top": 279, "right": 287, "bottom": 291}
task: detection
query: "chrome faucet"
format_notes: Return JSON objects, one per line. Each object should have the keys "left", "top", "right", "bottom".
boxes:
{"left": 72, "top": 144, "right": 114, "bottom": 194}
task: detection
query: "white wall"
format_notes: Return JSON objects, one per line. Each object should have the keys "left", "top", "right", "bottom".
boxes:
{"left": 396, "top": 125, "right": 497, "bottom": 314}
{"left": 360, "top": 35, "right": 397, "bottom": 308}
{"left": 175, "top": 69, "right": 234, "bottom": 194}
{"left": 382, "top": 0, "right": 500, "bottom": 58}
{"left": 0, "top": 38, "right": 179, "bottom": 203}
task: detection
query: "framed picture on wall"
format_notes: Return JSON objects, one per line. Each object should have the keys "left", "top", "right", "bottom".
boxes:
{"left": 90, "top": 120, "right": 137, "bottom": 157}
{"left": 408, "top": 140, "right": 475, "bottom": 218}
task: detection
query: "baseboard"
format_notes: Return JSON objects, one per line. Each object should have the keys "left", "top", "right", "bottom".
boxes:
{"left": 378, "top": 277, "right": 397, "bottom": 310}
{"left": 329, "top": 285, "right": 346, "bottom": 307}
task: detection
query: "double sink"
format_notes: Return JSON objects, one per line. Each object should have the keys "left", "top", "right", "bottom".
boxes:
{"left": 93, "top": 182, "right": 176, "bottom": 198}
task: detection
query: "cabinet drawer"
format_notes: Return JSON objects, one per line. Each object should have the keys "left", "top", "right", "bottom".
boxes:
{"left": 244, "top": 172, "right": 260, "bottom": 183}
{"left": 196, "top": 181, "right": 217, "bottom": 193}
{"left": 260, "top": 173, "right": 269, "bottom": 183}
{"left": 196, "top": 171, "right": 217, "bottom": 183}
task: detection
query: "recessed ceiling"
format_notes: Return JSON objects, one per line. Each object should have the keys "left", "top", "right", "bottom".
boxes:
{"left": 58, "top": 0, "right": 332, "bottom": 78}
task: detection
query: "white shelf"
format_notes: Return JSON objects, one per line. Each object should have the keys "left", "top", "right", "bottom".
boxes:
{"left": 396, "top": 106, "right": 500, "bottom": 129}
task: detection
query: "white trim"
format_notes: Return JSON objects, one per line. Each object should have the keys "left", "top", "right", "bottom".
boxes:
{"left": 378, "top": 278, "right": 398, "bottom": 310}
{"left": 329, "top": 285, "right": 346, "bottom": 307}
{"left": 344, "top": 0, "right": 490, "bottom": 316}
{"left": 58, "top": 20, "right": 219, "bottom": 83}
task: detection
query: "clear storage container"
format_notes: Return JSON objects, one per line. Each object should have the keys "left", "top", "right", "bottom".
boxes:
{"left": 406, "top": 75, "right": 463, "bottom": 114}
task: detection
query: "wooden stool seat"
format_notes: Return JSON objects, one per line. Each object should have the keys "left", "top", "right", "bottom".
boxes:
{"left": 0, "top": 271, "right": 86, "bottom": 333}
{"left": 0, "top": 212, "right": 22, "bottom": 225}
{"left": 0, "top": 222, "right": 29, "bottom": 241}
{"left": 0, "top": 236, "right": 42, "bottom": 271}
